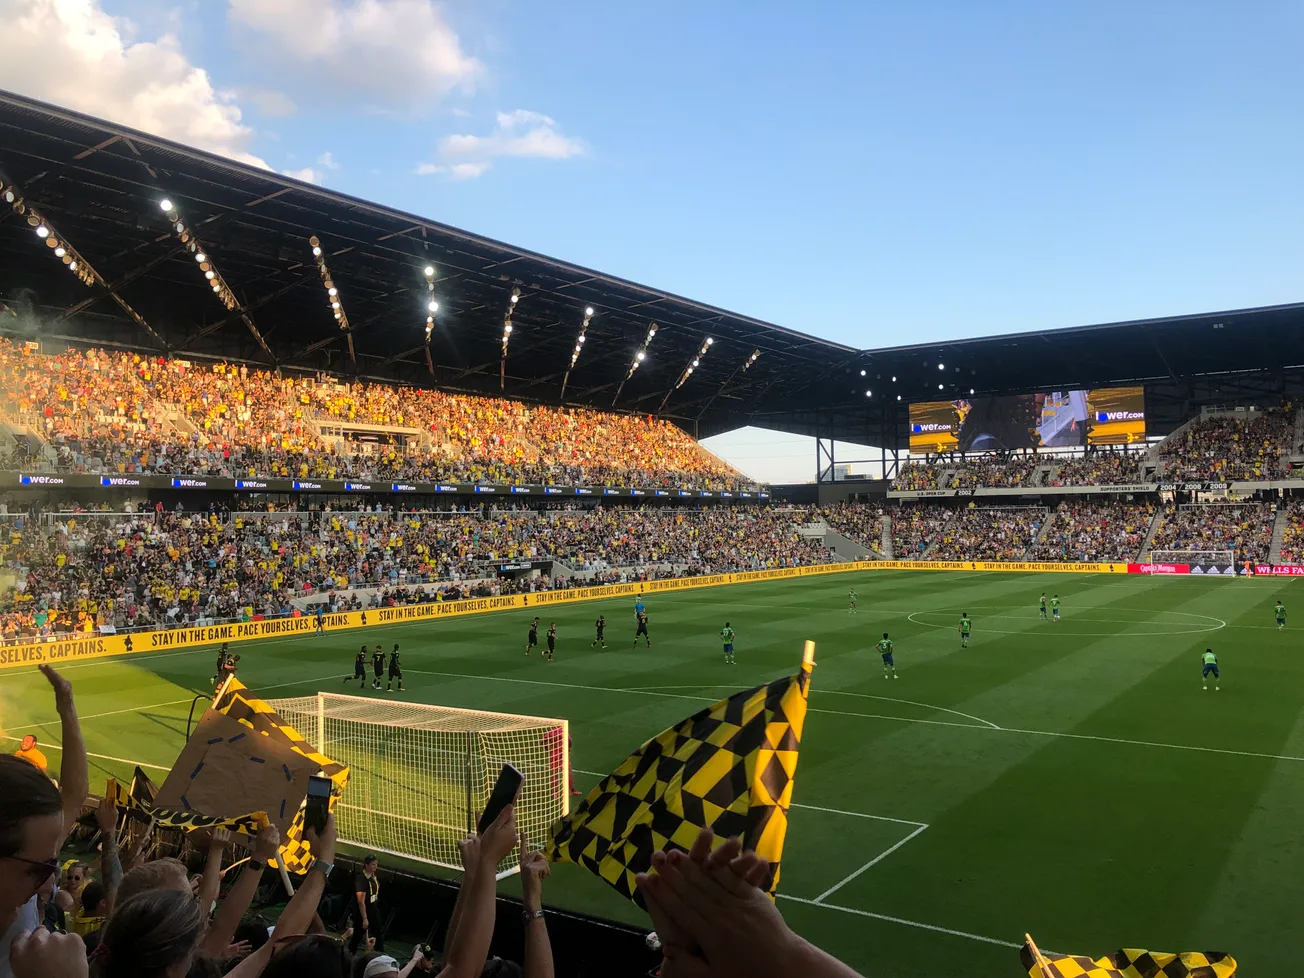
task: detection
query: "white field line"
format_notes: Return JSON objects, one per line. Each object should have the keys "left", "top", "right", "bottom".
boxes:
{"left": 777, "top": 894, "right": 1021, "bottom": 949}
{"left": 410, "top": 669, "right": 1304, "bottom": 764}
{"left": 625, "top": 685, "right": 1001, "bottom": 731}
{"left": 811, "top": 823, "right": 929, "bottom": 904}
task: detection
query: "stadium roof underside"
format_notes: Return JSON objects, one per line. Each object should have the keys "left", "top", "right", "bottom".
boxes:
{"left": 1, "top": 90, "right": 1302, "bottom": 446}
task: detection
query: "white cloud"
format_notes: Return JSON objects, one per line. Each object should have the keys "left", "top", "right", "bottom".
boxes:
{"left": 228, "top": 0, "right": 481, "bottom": 104}
{"left": 415, "top": 161, "right": 488, "bottom": 180}
{"left": 0, "top": 0, "right": 268, "bottom": 168}
{"left": 418, "top": 109, "right": 584, "bottom": 179}
{"left": 243, "top": 87, "right": 297, "bottom": 118}
{"left": 282, "top": 166, "right": 321, "bottom": 184}
{"left": 317, "top": 151, "right": 341, "bottom": 170}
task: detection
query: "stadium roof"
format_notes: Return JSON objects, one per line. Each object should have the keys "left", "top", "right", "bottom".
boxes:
{"left": 1, "top": 89, "right": 1302, "bottom": 446}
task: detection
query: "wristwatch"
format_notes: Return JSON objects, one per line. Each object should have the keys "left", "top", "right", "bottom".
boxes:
{"left": 522, "top": 908, "right": 544, "bottom": 924}
{"left": 313, "top": 860, "right": 334, "bottom": 877}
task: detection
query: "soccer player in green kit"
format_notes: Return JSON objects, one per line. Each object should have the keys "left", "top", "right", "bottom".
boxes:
{"left": 1201, "top": 648, "right": 1220, "bottom": 691}
{"left": 1051, "top": 594, "right": 1061, "bottom": 621}
{"left": 1039, "top": 593, "right": 1048, "bottom": 620}
{"left": 958, "top": 613, "right": 972, "bottom": 647}
{"left": 1275, "top": 600, "right": 1287, "bottom": 631}
{"left": 720, "top": 622, "right": 736, "bottom": 665}
{"left": 876, "top": 632, "right": 897, "bottom": 679}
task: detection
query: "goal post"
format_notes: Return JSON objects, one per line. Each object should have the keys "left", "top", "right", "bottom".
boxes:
{"left": 267, "top": 693, "right": 570, "bottom": 877}
{"left": 1148, "top": 549, "right": 1238, "bottom": 576}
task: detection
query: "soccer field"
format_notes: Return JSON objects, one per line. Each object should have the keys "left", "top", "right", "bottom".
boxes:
{"left": 4, "top": 570, "right": 1301, "bottom": 976}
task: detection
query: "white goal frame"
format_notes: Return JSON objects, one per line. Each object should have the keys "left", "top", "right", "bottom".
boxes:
{"left": 1148, "top": 549, "right": 1237, "bottom": 574}
{"left": 267, "top": 693, "right": 569, "bottom": 877}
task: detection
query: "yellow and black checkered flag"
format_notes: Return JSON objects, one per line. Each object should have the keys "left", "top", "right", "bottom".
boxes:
{"left": 1020, "top": 938, "right": 1237, "bottom": 977}
{"left": 107, "top": 778, "right": 268, "bottom": 835}
{"left": 547, "top": 641, "right": 815, "bottom": 904}
{"left": 211, "top": 678, "right": 350, "bottom": 873}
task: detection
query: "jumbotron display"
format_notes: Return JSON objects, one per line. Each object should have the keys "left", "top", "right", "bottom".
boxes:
{"left": 909, "top": 386, "right": 1145, "bottom": 454}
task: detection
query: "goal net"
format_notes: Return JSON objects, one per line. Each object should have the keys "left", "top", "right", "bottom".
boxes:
{"left": 266, "top": 694, "right": 569, "bottom": 876}
{"left": 1148, "top": 550, "right": 1237, "bottom": 576}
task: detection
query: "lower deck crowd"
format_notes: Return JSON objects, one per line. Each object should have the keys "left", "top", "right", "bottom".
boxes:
{"left": 0, "top": 497, "right": 1297, "bottom": 640}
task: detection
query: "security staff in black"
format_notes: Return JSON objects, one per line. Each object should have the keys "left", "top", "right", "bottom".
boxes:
{"left": 525, "top": 617, "right": 540, "bottom": 656}
{"left": 346, "top": 646, "right": 367, "bottom": 686}
{"left": 350, "top": 855, "right": 383, "bottom": 953}
{"left": 372, "top": 646, "right": 385, "bottom": 690}
{"left": 386, "top": 645, "right": 403, "bottom": 692}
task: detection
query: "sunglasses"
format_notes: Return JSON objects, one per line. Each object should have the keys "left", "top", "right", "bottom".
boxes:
{"left": 5, "top": 855, "right": 59, "bottom": 885}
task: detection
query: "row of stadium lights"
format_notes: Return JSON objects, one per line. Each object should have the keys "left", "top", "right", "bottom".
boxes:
{"left": 2, "top": 176, "right": 95, "bottom": 287}
{"left": 158, "top": 198, "right": 239, "bottom": 312}
{"left": 861, "top": 362, "right": 975, "bottom": 400}
{"left": 146, "top": 197, "right": 755, "bottom": 392}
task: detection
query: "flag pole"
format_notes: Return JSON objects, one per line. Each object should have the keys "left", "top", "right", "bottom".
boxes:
{"left": 802, "top": 640, "right": 816, "bottom": 667}
{"left": 1025, "top": 934, "right": 1055, "bottom": 978}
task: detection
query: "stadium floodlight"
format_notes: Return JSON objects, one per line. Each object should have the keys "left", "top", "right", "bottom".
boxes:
{"left": 860, "top": 369, "right": 866, "bottom": 376}
{"left": 308, "top": 235, "right": 350, "bottom": 331}
{"left": 501, "top": 288, "right": 522, "bottom": 367}
{"left": 743, "top": 349, "right": 761, "bottom": 370}
{"left": 267, "top": 693, "right": 570, "bottom": 877}
{"left": 938, "top": 384, "right": 944, "bottom": 390}
{"left": 897, "top": 394, "right": 901, "bottom": 401}
{"left": 422, "top": 262, "right": 440, "bottom": 343}
{"left": 969, "top": 388, "right": 975, "bottom": 395}
{"left": 559, "top": 305, "right": 595, "bottom": 400}
{"left": 1, "top": 173, "right": 96, "bottom": 288}
{"left": 938, "top": 363, "right": 944, "bottom": 370}
{"left": 672, "top": 336, "right": 714, "bottom": 391}
{"left": 612, "top": 322, "right": 658, "bottom": 406}
{"left": 891, "top": 375, "right": 897, "bottom": 382}
{"left": 865, "top": 390, "right": 872, "bottom": 397}
{"left": 159, "top": 199, "right": 241, "bottom": 312}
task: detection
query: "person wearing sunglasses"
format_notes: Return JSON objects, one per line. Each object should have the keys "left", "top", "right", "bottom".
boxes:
{"left": 1, "top": 665, "right": 88, "bottom": 978}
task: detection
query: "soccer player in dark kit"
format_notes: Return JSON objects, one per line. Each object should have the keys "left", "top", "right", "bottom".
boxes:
{"left": 386, "top": 645, "right": 403, "bottom": 692}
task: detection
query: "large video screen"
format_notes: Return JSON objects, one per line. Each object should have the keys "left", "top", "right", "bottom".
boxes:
{"left": 908, "top": 386, "right": 1144, "bottom": 454}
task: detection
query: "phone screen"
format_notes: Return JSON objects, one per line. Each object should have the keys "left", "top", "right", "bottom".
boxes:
{"left": 304, "top": 774, "right": 331, "bottom": 834}
{"left": 476, "top": 763, "right": 523, "bottom": 835}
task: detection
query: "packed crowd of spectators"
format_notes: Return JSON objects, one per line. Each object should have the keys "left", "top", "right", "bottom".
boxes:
{"left": 948, "top": 455, "right": 1040, "bottom": 489}
{"left": 889, "top": 504, "right": 1042, "bottom": 560}
{"left": 1148, "top": 502, "right": 1277, "bottom": 563}
{"left": 1158, "top": 406, "right": 1296, "bottom": 482}
{"left": 890, "top": 461, "right": 941, "bottom": 491}
{"left": 819, "top": 504, "right": 887, "bottom": 556}
{"left": 0, "top": 506, "right": 829, "bottom": 638}
{"left": 1277, "top": 498, "right": 1304, "bottom": 564}
{"left": 1048, "top": 453, "right": 1143, "bottom": 487}
{"left": 1030, "top": 500, "right": 1155, "bottom": 562}
{"left": 0, "top": 342, "right": 752, "bottom": 490}
{"left": 924, "top": 506, "right": 1043, "bottom": 560}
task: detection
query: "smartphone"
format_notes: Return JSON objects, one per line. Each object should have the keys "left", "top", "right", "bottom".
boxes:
{"left": 477, "top": 763, "right": 523, "bottom": 834}
{"left": 304, "top": 774, "right": 332, "bottom": 834}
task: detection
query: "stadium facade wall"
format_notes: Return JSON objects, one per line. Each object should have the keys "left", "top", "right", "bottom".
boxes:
{"left": 6, "top": 472, "right": 770, "bottom": 501}
{"left": 888, "top": 478, "right": 1304, "bottom": 500}
{"left": 0, "top": 558, "right": 1131, "bottom": 671}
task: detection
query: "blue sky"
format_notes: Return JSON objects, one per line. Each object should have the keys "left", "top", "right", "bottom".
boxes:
{"left": 2, "top": 1, "right": 1302, "bottom": 481}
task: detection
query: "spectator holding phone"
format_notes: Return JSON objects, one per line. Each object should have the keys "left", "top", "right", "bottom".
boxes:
{"left": 2, "top": 665, "right": 88, "bottom": 978}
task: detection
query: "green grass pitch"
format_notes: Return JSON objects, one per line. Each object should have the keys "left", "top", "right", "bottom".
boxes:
{"left": 4, "top": 570, "right": 1301, "bottom": 976}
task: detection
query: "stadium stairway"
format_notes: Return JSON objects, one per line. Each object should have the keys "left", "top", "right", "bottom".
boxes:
{"left": 820, "top": 524, "right": 877, "bottom": 561}
{"left": 1027, "top": 504, "right": 1060, "bottom": 555}
{"left": 1137, "top": 507, "right": 1167, "bottom": 562}
{"left": 1031, "top": 462, "right": 1056, "bottom": 487}
{"left": 1270, "top": 506, "right": 1291, "bottom": 563}
{"left": 881, "top": 515, "right": 893, "bottom": 558}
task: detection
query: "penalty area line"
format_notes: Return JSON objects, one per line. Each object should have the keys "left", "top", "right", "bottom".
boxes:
{"left": 777, "top": 895, "right": 1021, "bottom": 949}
